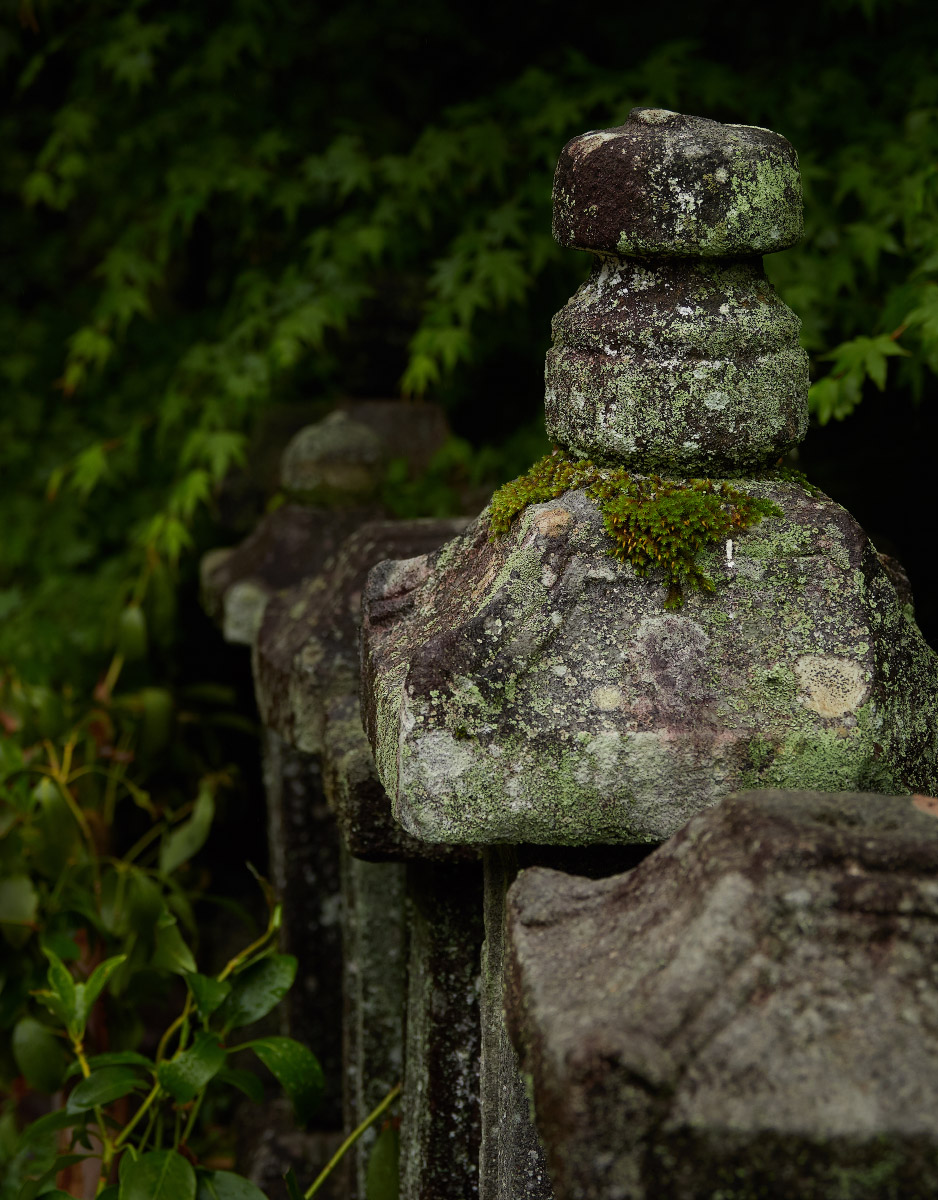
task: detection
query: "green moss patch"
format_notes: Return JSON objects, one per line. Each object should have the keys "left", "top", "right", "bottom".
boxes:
{"left": 489, "top": 453, "right": 784, "bottom": 609}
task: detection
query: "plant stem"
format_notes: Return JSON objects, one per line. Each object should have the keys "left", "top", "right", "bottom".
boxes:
{"left": 304, "top": 1082, "right": 401, "bottom": 1199}
{"left": 181, "top": 1088, "right": 205, "bottom": 1145}
{"left": 72, "top": 1033, "right": 116, "bottom": 1193}
{"left": 113, "top": 1081, "right": 162, "bottom": 1150}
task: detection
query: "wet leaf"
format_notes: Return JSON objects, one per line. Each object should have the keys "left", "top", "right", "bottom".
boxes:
{"left": 159, "top": 786, "right": 214, "bottom": 875}
{"left": 242, "top": 1036, "right": 323, "bottom": 1125}
{"left": 157, "top": 1031, "right": 226, "bottom": 1103}
{"left": 187, "top": 972, "right": 231, "bottom": 1021}
{"left": 217, "top": 954, "right": 296, "bottom": 1031}
{"left": 67, "top": 1065, "right": 141, "bottom": 1111}
{"left": 195, "top": 1169, "right": 269, "bottom": 1199}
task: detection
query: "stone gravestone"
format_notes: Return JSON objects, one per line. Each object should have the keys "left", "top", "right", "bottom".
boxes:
{"left": 362, "top": 108, "right": 938, "bottom": 1197}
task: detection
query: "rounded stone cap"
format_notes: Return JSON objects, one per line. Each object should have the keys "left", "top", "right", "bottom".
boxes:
{"left": 552, "top": 108, "right": 803, "bottom": 257}
{"left": 280, "top": 410, "right": 385, "bottom": 504}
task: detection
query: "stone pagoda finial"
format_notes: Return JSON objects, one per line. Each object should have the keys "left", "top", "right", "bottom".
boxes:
{"left": 545, "top": 108, "right": 808, "bottom": 473}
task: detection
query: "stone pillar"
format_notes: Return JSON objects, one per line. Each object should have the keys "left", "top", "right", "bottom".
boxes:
{"left": 361, "top": 108, "right": 938, "bottom": 1197}
{"left": 253, "top": 515, "right": 482, "bottom": 1200}
{"left": 479, "top": 847, "right": 552, "bottom": 1200}
{"left": 401, "top": 861, "right": 484, "bottom": 1200}
{"left": 263, "top": 731, "right": 344, "bottom": 1124}
{"left": 340, "top": 848, "right": 408, "bottom": 1197}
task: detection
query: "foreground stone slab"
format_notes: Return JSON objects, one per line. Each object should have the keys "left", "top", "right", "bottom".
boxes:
{"left": 362, "top": 484, "right": 938, "bottom": 845}
{"left": 505, "top": 790, "right": 938, "bottom": 1200}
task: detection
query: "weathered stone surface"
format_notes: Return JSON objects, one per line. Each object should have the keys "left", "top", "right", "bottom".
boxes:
{"left": 281, "top": 401, "right": 449, "bottom": 505}
{"left": 479, "top": 847, "right": 554, "bottom": 1200}
{"left": 552, "top": 108, "right": 802, "bottom": 258}
{"left": 255, "top": 517, "right": 468, "bottom": 755}
{"left": 400, "top": 861, "right": 484, "bottom": 1200}
{"left": 262, "top": 732, "right": 344, "bottom": 1124}
{"left": 504, "top": 789, "right": 938, "bottom": 1200}
{"left": 341, "top": 849, "right": 408, "bottom": 1199}
{"left": 543, "top": 256, "right": 808, "bottom": 472}
{"left": 546, "top": 109, "right": 808, "bottom": 472}
{"left": 362, "top": 480, "right": 938, "bottom": 846}
{"left": 200, "top": 505, "right": 369, "bottom": 645}
{"left": 255, "top": 517, "right": 471, "bottom": 859}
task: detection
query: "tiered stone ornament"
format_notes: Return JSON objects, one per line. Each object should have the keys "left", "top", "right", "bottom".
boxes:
{"left": 362, "top": 109, "right": 938, "bottom": 847}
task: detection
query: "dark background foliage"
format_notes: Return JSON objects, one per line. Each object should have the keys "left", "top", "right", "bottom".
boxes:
{"left": 2, "top": 0, "right": 937, "bottom": 692}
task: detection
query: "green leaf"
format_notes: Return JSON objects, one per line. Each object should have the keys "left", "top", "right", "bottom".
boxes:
{"left": 137, "top": 687, "right": 174, "bottom": 757}
{"left": 150, "top": 913, "right": 197, "bottom": 975}
{"left": 30, "top": 778, "right": 79, "bottom": 879}
{"left": 11, "top": 1017, "right": 68, "bottom": 1092}
{"left": 67, "top": 1066, "right": 141, "bottom": 1112}
{"left": 159, "top": 787, "right": 215, "bottom": 875}
{"left": 119, "top": 1149, "right": 196, "bottom": 1200}
{"left": 217, "top": 955, "right": 296, "bottom": 1031}
{"left": 157, "top": 1031, "right": 226, "bottom": 1103}
{"left": 195, "top": 1170, "right": 269, "bottom": 1199}
{"left": 214, "top": 1067, "right": 264, "bottom": 1104}
{"left": 283, "top": 1169, "right": 303, "bottom": 1200}
{"left": 0, "top": 874, "right": 38, "bottom": 925}
{"left": 84, "top": 954, "right": 128, "bottom": 1012}
{"left": 70, "top": 443, "right": 110, "bottom": 497}
{"left": 187, "top": 972, "right": 231, "bottom": 1022}
{"left": 66, "top": 1050, "right": 154, "bottom": 1080}
{"left": 39, "top": 931, "right": 81, "bottom": 961}
{"left": 38, "top": 950, "right": 78, "bottom": 1027}
{"left": 242, "top": 1037, "right": 323, "bottom": 1125}
{"left": 366, "top": 1123, "right": 400, "bottom": 1200}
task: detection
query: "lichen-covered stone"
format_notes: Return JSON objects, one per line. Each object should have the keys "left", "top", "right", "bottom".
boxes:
{"left": 545, "top": 108, "right": 808, "bottom": 473}
{"left": 200, "top": 505, "right": 369, "bottom": 645}
{"left": 362, "top": 480, "right": 938, "bottom": 846}
{"left": 504, "top": 790, "right": 938, "bottom": 1200}
{"left": 544, "top": 257, "right": 808, "bottom": 472}
{"left": 255, "top": 517, "right": 471, "bottom": 859}
{"left": 552, "top": 108, "right": 802, "bottom": 258}
{"left": 400, "top": 861, "right": 484, "bottom": 1200}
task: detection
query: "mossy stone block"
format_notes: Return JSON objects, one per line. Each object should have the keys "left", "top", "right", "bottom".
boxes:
{"left": 361, "top": 480, "right": 938, "bottom": 846}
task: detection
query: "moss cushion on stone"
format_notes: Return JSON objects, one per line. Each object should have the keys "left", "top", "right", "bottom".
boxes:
{"left": 489, "top": 452, "right": 783, "bottom": 609}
